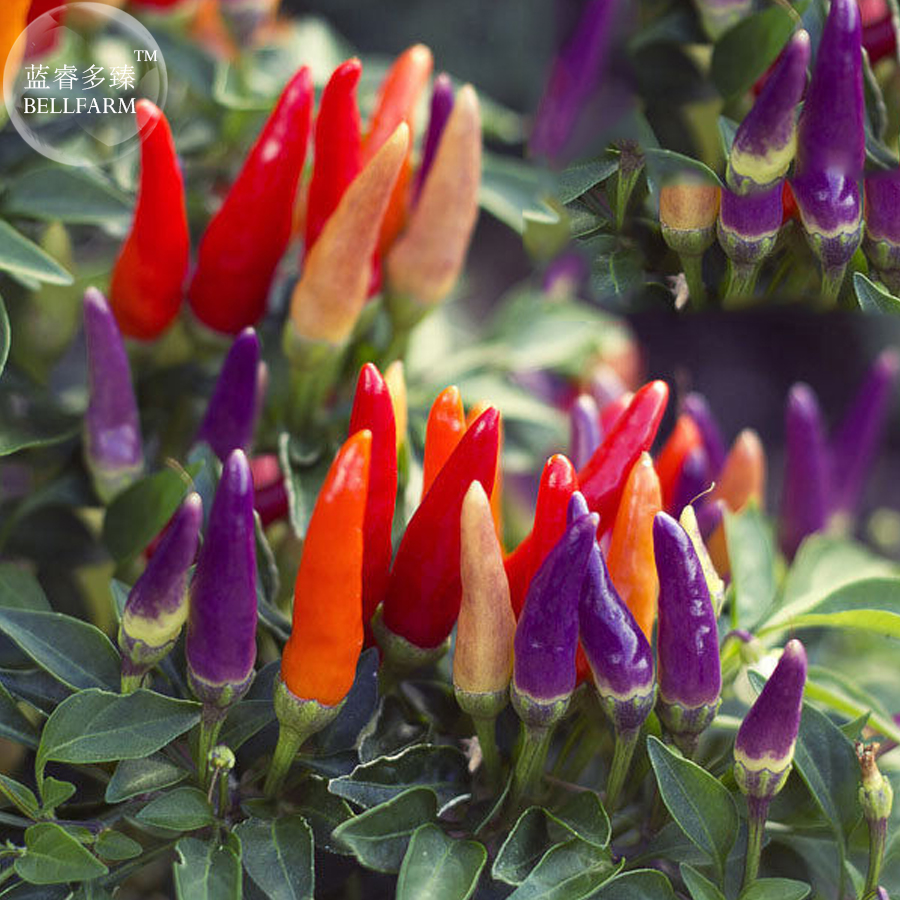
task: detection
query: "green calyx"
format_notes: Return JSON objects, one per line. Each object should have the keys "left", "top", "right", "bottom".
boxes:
{"left": 657, "top": 696, "right": 721, "bottom": 756}
{"left": 455, "top": 686, "right": 509, "bottom": 721}
{"left": 510, "top": 682, "right": 570, "bottom": 731}
{"left": 734, "top": 756, "right": 792, "bottom": 802}
{"left": 371, "top": 605, "right": 450, "bottom": 678}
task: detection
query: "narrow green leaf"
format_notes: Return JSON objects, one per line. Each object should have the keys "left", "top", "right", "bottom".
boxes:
{"left": 680, "top": 864, "right": 725, "bottom": 900}
{"left": 0, "top": 564, "right": 50, "bottom": 611}
{"left": 106, "top": 754, "right": 189, "bottom": 803}
{"left": 644, "top": 148, "right": 721, "bottom": 189}
{"left": 0, "top": 607, "right": 119, "bottom": 691}
{"left": 0, "top": 679, "right": 39, "bottom": 748}
{"left": 396, "top": 824, "right": 486, "bottom": 900}
{"left": 647, "top": 736, "right": 739, "bottom": 878}
{"left": 738, "top": 878, "right": 810, "bottom": 900}
{"left": 0, "top": 219, "right": 74, "bottom": 285}
{"left": 556, "top": 156, "right": 619, "bottom": 204}
{"left": 506, "top": 838, "right": 618, "bottom": 900}
{"left": 135, "top": 787, "right": 214, "bottom": 832}
{"left": 724, "top": 505, "right": 776, "bottom": 628}
{"left": 804, "top": 674, "right": 900, "bottom": 745}
{"left": 0, "top": 773, "right": 39, "bottom": 818}
{"left": 233, "top": 815, "right": 314, "bottom": 900}
{"left": 293, "top": 776, "right": 354, "bottom": 856}
{"left": 219, "top": 700, "right": 275, "bottom": 752}
{"left": 14, "top": 823, "right": 107, "bottom": 884}
{"left": 593, "top": 869, "right": 678, "bottom": 899}
{"left": 36, "top": 689, "right": 200, "bottom": 783}
{"left": 0, "top": 293, "right": 9, "bottom": 379}
{"left": 854, "top": 272, "right": 900, "bottom": 314}
{"left": 173, "top": 837, "right": 241, "bottom": 900}
{"left": 331, "top": 786, "right": 437, "bottom": 874}
{"left": 95, "top": 830, "right": 142, "bottom": 861}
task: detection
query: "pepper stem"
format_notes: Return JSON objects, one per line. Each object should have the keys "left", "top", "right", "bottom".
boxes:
{"left": 605, "top": 728, "right": 640, "bottom": 812}
{"left": 680, "top": 253, "right": 707, "bottom": 310}
{"left": 263, "top": 722, "right": 310, "bottom": 799}
{"left": 741, "top": 795, "right": 770, "bottom": 891}
{"left": 864, "top": 814, "right": 889, "bottom": 898}
{"left": 723, "top": 261, "right": 760, "bottom": 306}
{"left": 120, "top": 672, "right": 145, "bottom": 694}
{"left": 511, "top": 723, "right": 553, "bottom": 806}
{"left": 195, "top": 709, "right": 225, "bottom": 790}
{"left": 472, "top": 715, "right": 502, "bottom": 787}
{"left": 820, "top": 264, "right": 847, "bottom": 308}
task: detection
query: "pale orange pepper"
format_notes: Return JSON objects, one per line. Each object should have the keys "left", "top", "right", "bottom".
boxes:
{"left": 421, "top": 385, "right": 466, "bottom": 499}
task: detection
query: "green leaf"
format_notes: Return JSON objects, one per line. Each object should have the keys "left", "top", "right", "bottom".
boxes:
{"left": 480, "top": 152, "right": 551, "bottom": 234}
{"left": 0, "top": 385, "right": 80, "bottom": 457}
{"left": 724, "top": 504, "right": 776, "bottom": 628}
{"left": 39, "top": 777, "right": 76, "bottom": 813}
{"left": 0, "top": 564, "right": 50, "bottom": 611}
{"left": 95, "top": 830, "right": 142, "bottom": 861}
{"left": 557, "top": 156, "right": 619, "bottom": 204}
{"left": 0, "top": 607, "right": 119, "bottom": 691}
{"left": 0, "top": 219, "right": 74, "bottom": 285}
{"left": 106, "top": 754, "right": 189, "bottom": 803}
{"left": 0, "top": 773, "right": 39, "bottom": 818}
{"left": 102, "top": 469, "right": 196, "bottom": 562}
{"left": 792, "top": 703, "right": 861, "bottom": 850}
{"left": 854, "top": 272, "right": 900, "bottom": 314}
{"left": 219, "top": 699, "right": 275, "bottom": 751}
{"left": 135, "top": 787, "right": 214, "bottom": 832}
{"left": 36, "top": 689, "right": 200, "bottom": 785}
{"left": 293, "top": 775, "right": 354, "bottom": 856}
{"left": 1, "top": 168, "right": 131, "bottom": 226}
{"left": 173, "top": 837, "right": 241, "bottom": 900}
{"left": 0, "top": 679, "right": 39, "bottom": 749}
{"left": 804, "top": 670, "right": 900, "bottom": 744}
{"left": 396, "top": 824, "right": 486, "bottom": 900}
{"left": 0, "top": 292, "right": 8, "bottom": 380}
{"left": 328, "top": 744, "right": 470, "bottom": 810}
{"left": 331, "top": 786, "right": 437, "bottom": 874}
{"left": 14, "top": 823, "right": 107, "bottom": 884}
{"left": 593, "top": 869, "right": 678, "bottom": 899}
{"left": 711, "top": 7, "right": 796, "bottom": 99}
{"left": 680, "top": 864, "right": 725, "bottom": 900}
{"left": 233, "top": 815, "right": 314, "bottom": 900}
{"left": 738, "top": 879, "right": 810, "bottom": 900}
{"left": 647, "top": 736, "right": 739, "bottom": 879}
{"left": 506, "top": 838, "right": 618, "bottom": 900}
{"left": 644, "top": 148, "right": 721, "bottom": 189}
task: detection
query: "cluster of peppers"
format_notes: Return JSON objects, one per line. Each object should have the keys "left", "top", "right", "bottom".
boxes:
{"left": 105, "top": 44, "right": 480, "bottom": 414}
{"left": 659, "top": 0, "right": 900, "bottom": 307}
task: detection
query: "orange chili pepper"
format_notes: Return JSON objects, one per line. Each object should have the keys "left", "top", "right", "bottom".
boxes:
{"left": 364, "top": 43, "right": 433, "bottom": 255}
{"left": 467, "top": 400, "right": 503, "bottom": 545}
{"left": 280, "top": 430, "right": 371, "bottom": 706}
{"left": 655, "top": 414, "right": 703, "bottom": 514}
{"left": 606, "top": 453, "right": 663, "bottom": 642}
{"left": 384, "top": 360, "right": 408, "bottom": 452}
{"left": 421, "top": 385, "right": 466, "bottom": 499}
{"left": 1, "top": 0, "right": 30, "bottom": 79}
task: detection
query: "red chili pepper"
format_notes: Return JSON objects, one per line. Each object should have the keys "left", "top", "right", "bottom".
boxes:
{"left": 250, "top": 454, "right": 289, "bottom": 527}
{"left": 505, "top": 454, "right": 578, "bottom": 618}
{"left": 25, "top": 0, "right": 65, "bottom": 58}
{"left": 578, "top": 380, "right": 669, "bottom": 530}
{"left": 421, "top": 385, "right": 466, "bottom": 499}
{"left": 466, "top": 400, "right": 503, "bottom": 545}
{"left": 348, "top": 363, "right": 398, "bottom": 644}
{"left": 109, "top": 101, "right": 189, "bottom": 340}
{"left": 655, "top": 413, "right": 702, "bottom": 514}
{"left": 781, "top": 180, "right": 799, "bottom": 224}
{"left": 380, "top": 406, "right": 500, "bottom": 650}
{"left": 599, "top": 390, "right": 632, "bottom": 434}
{"left": 305, "top": 59, "right": 362, "bottom": 254}
{"left": 189, "top": 67, "right": 313, "bottom": 334}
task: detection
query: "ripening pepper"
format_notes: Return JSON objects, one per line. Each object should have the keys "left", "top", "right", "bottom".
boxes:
{"left": 466, "top": 400, "right": 504, "bottom": 543}
{"left": 681, "top": 391, "right": 726, "bottom": 475}
{"left": 679, "top": 503, "right": 725, "bottom": 615}
{"left": 659, "top": 181, "right": 721, "bottom": 258}
{"left": 578, "top": 380, "right": 669, "bottom": 531}
{"left": 831, "top": 349, "right": 900, "bottom": 521}
{"left": 348, "top": 365, "right": 397, "bottom": 641}
{"left": 280, "top": 430, "right": 371, "bottom": 707}
{"left": 377, "top": 407, "right": 500, "bottom": 659}
{"left": 286, "top": 123, "right": 409, "bottom": 351}
{"left": 779, "top": 383, "right": 831, "bottom": 558}
{"left": 505, "top": 454, "right": 578, "bottom": 618}
{"left": 570, "top": 394, "right": 601, "bottom": 471}
{"left": 864, "top": 172, "right": 900, "bottom": 292}
{"left": 186, "top": 449, "right": 258, "bottom": 711}
{"left": 414, "top": 73, "right": 454, "bottom": 202}
{"left": 384, "top": 360, "right": 408, "bottom": 453}
{"left": 692, "top": 0, "right": 752, "bottom": 39}
{"left": 654, "top": 511, "right": 722, "bottom": 754}
{"left": 710, "top": 428, "right": 766, "bottom": 513}
{"left": 386, "top": 84, "right": 481, "bottom": 315}
{"left": 365, "top": 44, "right": 433, "bottom": 254}
{"left": 304, "top": 59, "right": 362, "bottom": 254}
{"left": 421, "top": 385, "right": 466, "bottom": 499}
{"left": 195, "top": 328, "right": 260, "bottom": 462}
{"left": 455, "top": 481, "right": 516, "bottom": 711}
{"left": 1, "top": 0, "right": 31, "bottom": 84}
{"left": 512, "top": 507, "right": 598, "bottom": 729}
{"left": 726, "top": 30, "right": 810, "bottom": 195}
{"left": 606, "top": 453, "right": 662, "bottom": 642}
{"left": 655, "top": 414, "right": 702, "bottom": 514}
{"left": 83, "top": 287, "right": 145, "bottom": 503}
{"left": 119, "top": 493, "right": 202, "bottom": 691}
{"left": 670, "top": 444, "right": 711, "bottom": 519}
{"left": 109, "top": 100, "right": 189, "bottom": 340}
{"left": 734, "top": 639, "right": 807, "bottom": 802}
{"left": 251, "top": 453, "right": 289, "bottom": 527}
{"left": 530, "top": 0, "right": 621, "bottom": 162}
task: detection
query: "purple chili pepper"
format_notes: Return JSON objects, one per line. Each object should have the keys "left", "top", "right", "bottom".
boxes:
{"left": 779, "top": 383, "right": 831, "bottom": 559}
{"left": 734, "top": 639, "right": 807, "bottom": 802}
{"left": 692, "top": 0, "right": 752, "bottom": 40}
{"left": 566, "top": 489, "right": 591, "bottom": 526}
{"left": 414, "top": 73, "right": 454, "bottom": 202}
{"left": 119, "top": 493, "right": 203, "bottom": 690}
{"left": 542, "top": 252, "right": 590, "bottom": 298}
{"left": 570, "top": 394, "right": 601, "bottom": 471}
{"left": 530, "top": 0, "right": 621, "bottom": 162}
{"left": 696, "top": 497, "right": 727, "bottom": 541}
{"left": 653, "top": 511, "right": 721, "bottom": 753}
{"left": 727, "top": 30, "right": 810, "bottom": 195}
{"left": 681, "top": 392, "right": 726, "bottom": 476}
{"left": 83, "top": 287, "right": 145, "bottom": 503}
{"left": 195, "top": 327, "right": 260, "bottom": 462}
{"left": 511, "top": 511, "right": 598, "bottom": 729}
{"left": 671, "top": 444, "right": 711, "bottom": 517}
{"left": 864, "top": 172, "right": 900, "bottom": 290}
{"left": 831, "top": 349, "right": 900, "bottom": 522}
{"left": 186, "top": 449, "right": 258, "bottom": 711}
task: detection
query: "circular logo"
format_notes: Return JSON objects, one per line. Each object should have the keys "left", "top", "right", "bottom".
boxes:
{"left": 3, "top": 3, "right": 168, "bottom": 166}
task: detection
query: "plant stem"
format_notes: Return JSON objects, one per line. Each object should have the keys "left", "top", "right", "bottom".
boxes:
{"left": 723, "top": 261, "right": 760, "bottom": 306}
{"left": 511, "top": 723, "right": 553, "bottom": 806}
{"left": 195, "top": 710, "right": 224, "bottom": 790}
{"left": 741, "top": 796, "right": 770, "bottom": 891}
{"left": 605, "top": 729, "right": 640, "bottom": 812}
{"left": 681, "top": 253, "right": 707, "bottom": 310}
{"left": 472, "top": 715, "right": 502, "bottom": 787}
{"left": 263, "top": 725, "right": 307, "bottom": 799}
{"left": 120, "top": 672, "right": 144, "bottom": 694}
{"left": 864, "top": 816, "right": 888, "bottom": 898}
{"left": 820, "top": 264, "right": 847, "bottom": 308}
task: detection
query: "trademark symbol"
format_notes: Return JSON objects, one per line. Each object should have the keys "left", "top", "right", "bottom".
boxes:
{"left": 133, "top": 49, "right": 157, "bottom": 61}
